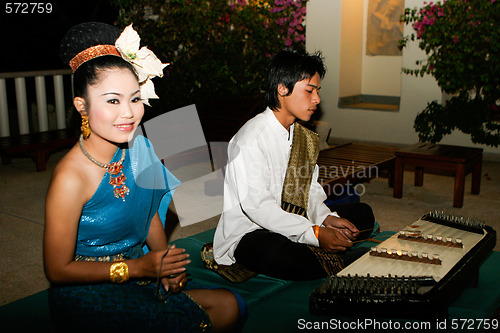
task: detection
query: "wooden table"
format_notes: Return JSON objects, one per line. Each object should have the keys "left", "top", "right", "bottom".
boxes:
{"left": 317, "top": 143, "right": 397, "bottom": 196}
{"left": 393, "top": 142, "right": 483, "bottom": 208}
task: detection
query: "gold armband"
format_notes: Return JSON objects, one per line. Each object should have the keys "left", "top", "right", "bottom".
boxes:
{"left": 110, "top": 262, "right": 129, "bottom": 283}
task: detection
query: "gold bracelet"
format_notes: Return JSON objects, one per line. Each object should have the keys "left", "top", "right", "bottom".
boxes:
{"left": 110, "top": 262, "right": 129, "bottom": 283}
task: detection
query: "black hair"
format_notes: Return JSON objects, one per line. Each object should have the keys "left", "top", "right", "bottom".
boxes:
{"left": 59, "top": 22, "right": 138, "bottom": 102}
{"left": 264, "top": 49, "right": 326, "bottom": 111}
{"left": 73, "top": 56, "right": 137, "bottom": 101}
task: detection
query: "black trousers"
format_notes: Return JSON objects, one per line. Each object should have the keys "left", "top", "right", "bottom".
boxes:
{"left": 233, "top": 202, "right": 375, "bottom": 280}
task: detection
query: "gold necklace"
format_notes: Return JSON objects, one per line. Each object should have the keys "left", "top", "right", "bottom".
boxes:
{"left": 79, "top": 135, "right": 130, "bottom": 201}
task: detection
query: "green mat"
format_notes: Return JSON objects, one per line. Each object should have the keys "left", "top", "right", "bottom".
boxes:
{"left": 1, "top": 230, "right": 499, "bottom": 332}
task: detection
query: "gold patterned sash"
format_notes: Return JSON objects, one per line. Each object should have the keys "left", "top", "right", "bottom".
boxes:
{"left": 280, "top": 122, "right": 319, "bottom": 217}
{"left": 281, "top": 123, "right": 344, "bottom": 275}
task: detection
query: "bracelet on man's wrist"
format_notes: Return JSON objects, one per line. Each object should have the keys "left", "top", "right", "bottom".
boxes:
{"left": 313, "top": 225, "right": 320, "bottom": 239}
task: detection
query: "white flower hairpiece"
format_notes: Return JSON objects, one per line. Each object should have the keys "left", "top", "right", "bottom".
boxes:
{"left": 115, "top": 24, "right": 169, "bottom": 106}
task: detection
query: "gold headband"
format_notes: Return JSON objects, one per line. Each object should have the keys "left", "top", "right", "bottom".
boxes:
{"left": 69, "top": 44, "right": 121, "bottom": 72}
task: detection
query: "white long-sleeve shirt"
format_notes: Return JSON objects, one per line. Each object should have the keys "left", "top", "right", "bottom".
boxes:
{"left": 213, "top": 108, "right": 338, "bottom": 265}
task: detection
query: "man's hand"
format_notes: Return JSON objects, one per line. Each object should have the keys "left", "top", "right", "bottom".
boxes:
{"left": 322, "top": 215, "right": 359, "bottom": 241}
{"left": 317, "top": 227, "right": 353, "bottom": 252}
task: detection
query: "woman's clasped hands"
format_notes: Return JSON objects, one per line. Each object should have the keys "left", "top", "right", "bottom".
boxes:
{"left": 141, "top": 244, "right": 190, "bottom": 294}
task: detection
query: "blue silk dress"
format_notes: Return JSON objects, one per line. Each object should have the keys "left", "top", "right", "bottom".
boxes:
{"left": 48, "top": 135, "right": 211, "bottom": 332}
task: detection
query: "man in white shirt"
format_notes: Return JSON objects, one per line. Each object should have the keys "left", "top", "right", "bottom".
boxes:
{"left": 212, "top": 49, "right": 375, "bottom": 280}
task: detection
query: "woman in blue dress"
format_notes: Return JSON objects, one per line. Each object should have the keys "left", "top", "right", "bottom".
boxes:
{"left": 44, "top": 22, "right": 244, "bottom": 332}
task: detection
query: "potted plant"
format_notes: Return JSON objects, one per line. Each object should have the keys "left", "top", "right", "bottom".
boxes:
{"left": 114, "top": 0, "right": 308, "bottom": 119}
{"left": 400, "top": 0, "right": 499, "bottom": 147}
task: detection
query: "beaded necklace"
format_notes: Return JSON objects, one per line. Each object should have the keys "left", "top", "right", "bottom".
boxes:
{"left": 79, "top": 135, "right": 130, "bottom": 201}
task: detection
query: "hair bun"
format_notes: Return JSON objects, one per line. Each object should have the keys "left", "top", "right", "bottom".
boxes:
{"left": 59, "top": 22, "right": 121, "bottom": 66}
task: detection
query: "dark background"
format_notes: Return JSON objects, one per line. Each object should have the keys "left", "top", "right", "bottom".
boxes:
{"left": 0, "top": 0, "right": 119, "bottom": 73}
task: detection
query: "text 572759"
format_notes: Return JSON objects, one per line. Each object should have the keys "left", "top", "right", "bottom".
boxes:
{"left": 5, "top": 3, "right": 52, "bottom": 14}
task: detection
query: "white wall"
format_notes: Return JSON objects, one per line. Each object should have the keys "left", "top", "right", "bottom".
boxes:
{"left": 338, "top": 0, "right": 363, "bottom": 97}
{"left": 337, "top": 0, "right": 402, "bottom": 98}
{"left": 306, "top": 0, "right": 500, "bottom": 156}
{"left": 306, "top": 0, "right": 341, "bottom": 117}
{"left": 361, "top": 0, "right": 402, "bottom": 96}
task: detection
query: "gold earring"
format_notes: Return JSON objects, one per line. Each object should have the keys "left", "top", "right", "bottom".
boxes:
{"left": 81, "top": 113, "right": 91, "bottom": 139}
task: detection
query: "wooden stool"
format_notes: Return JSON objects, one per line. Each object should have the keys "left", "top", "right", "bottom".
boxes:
{"left": 317, "top": 143, "right": 397, "bottom": 195}
{"left": 0, "top": 129, "right": 77, "bottom": 171}
{"left": 393, "top": 143, "right": 483, "bottom": 208}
